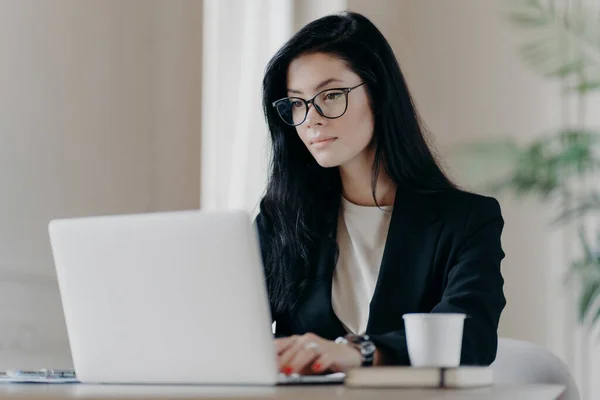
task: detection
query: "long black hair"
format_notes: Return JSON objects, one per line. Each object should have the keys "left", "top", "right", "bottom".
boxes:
{"left": 259, "top": 11, "right": 455, "bottom": 315}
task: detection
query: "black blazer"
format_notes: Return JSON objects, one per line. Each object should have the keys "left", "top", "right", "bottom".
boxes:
{"left": 255, "top": 189, "right": 506, "bottom": 366}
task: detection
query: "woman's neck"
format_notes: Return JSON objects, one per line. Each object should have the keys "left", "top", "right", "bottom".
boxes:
{"left": 338, "top": 150, "right": 396, "bottom": 207}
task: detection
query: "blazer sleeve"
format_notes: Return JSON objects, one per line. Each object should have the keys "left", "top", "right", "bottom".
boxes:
{"left": 369, "top": 197, "right": 506, "bottom": 366}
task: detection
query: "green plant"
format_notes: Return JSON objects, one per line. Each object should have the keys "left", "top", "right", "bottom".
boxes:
{"left": 509, "top": 0, "right": 600, "bottom": 92}
{"left": 464, "top": 0, "right": 600, "bottom": 331}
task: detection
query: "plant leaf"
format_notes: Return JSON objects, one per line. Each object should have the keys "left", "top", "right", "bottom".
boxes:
{"left": 498, "top": 130, "right": 600, "bottom": 198}
{"left": 548, "top": 59, "right": 586, "bottom": 78}
{"left": 509, "top": 12, "right": 547, "bottom": 28}
{"left": 578, "top": 279, "right": 600, "bottom": 322}
{"left": 592, "top": 302, "right": 600, "bottom": 330}
{"left": 578, "top": 226, "right": 595, "bottom": 263}
{"left": 552, "top": 192, "right": 600, "bottom": 224}
{"left": 507, "top": 0, "right": 600, "bottom": 91}
{"left": 565, "top": 79, "right": 600, "bottom": 93}
{"left": 459, "top": 129, "right": 600, "bottom": 204}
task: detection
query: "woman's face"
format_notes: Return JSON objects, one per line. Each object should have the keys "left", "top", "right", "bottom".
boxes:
{"left": 286, "top": 52, "right": 375, "bottom": 168}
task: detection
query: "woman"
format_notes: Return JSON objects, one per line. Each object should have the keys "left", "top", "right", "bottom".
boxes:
{"left": 255, "top": 11, "right": 505, "bottom": 376}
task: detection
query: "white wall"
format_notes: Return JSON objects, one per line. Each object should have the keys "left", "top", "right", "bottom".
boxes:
{"left": 293, "top": 0, "right": 347, "bottom": 31}
{"left": 0, "top": 0, "right": 202, "bottom": 369}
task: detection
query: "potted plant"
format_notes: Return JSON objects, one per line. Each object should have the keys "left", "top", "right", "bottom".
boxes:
{"left": 459, "top": 0, "right": 600, "bottom": 333}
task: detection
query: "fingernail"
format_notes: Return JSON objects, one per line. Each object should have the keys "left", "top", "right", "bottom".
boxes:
{"left": 283, "top": 367, "right": 292, "bottom": 375}
{"left": 313, "top": 363, "right": 321, "bottom": 371}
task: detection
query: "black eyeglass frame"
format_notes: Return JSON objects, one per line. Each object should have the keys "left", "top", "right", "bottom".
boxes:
{"left": 271, "top": 82, "right": 366, "bottom": 127}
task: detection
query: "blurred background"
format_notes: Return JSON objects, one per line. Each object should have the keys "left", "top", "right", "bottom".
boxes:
{"left": 0, "top": 0, "right": 599, "bottom": 398}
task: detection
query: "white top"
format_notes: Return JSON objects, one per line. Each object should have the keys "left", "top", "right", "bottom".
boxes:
{"left": 331, "top": 196, "right": 393, "bottom": 335}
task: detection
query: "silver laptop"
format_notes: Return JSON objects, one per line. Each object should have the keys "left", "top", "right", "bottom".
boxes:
{"left": 48, "top": 209, "right": 344, "bottom": 385}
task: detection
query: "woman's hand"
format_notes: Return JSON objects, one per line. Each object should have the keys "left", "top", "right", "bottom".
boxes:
{"left": 275, "top": 333, "right": 362, "bottom": 375}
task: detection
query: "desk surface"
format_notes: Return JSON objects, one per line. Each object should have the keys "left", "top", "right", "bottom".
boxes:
{"left": 0, "top": 383, "right": 564, "bottom": 400}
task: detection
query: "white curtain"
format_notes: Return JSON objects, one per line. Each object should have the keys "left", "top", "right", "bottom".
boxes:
{"left": 200, "top": 0, "right": 347, "bottom": 215}
{"left": 201, "top": 0, "right": 293, "bottom": 215}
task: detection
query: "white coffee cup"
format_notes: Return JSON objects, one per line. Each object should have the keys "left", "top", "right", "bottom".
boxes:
{"left": 402, "top": 313, "right": 466, "bottom": 367}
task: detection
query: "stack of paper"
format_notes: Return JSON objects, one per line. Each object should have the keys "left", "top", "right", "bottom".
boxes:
{"left": 0, "top": 369, "right": 79, "bottom": 384}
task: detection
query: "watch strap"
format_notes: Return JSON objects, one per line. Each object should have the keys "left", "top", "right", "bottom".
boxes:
{"left": 335, "top": 334, "right": 376, "bottom": 367}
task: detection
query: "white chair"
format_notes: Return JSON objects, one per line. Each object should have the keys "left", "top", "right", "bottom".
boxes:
{"left": 491, "top": 337, "right": 579, "bottom": 400}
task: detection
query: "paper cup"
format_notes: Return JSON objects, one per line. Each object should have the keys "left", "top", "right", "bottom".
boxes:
{"left": 402, "top": 313, "right": 466, "bottom": 367}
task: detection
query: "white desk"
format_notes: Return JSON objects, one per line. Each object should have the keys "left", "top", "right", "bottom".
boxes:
{"left": 0, "top": 383, "right": 564, "bottom": 400}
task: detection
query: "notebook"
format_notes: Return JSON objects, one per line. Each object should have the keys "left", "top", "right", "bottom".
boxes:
{"left": 344, "top": 366, "right": 492, "bottom": 388}
{"left": 0, "top": 370, "right": 79, "bottom": 384}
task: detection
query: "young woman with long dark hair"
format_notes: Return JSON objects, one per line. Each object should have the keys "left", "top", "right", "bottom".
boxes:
{"left": 255, "top": 11, "right": 505, "bottom": 376}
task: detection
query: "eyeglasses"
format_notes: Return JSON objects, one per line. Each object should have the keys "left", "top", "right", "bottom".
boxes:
{"left": 271, "top": 82, "right": 366, "bottom": 127}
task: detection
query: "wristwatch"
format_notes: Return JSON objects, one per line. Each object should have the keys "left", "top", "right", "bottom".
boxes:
{"left": 335, "top": 333, "right": 376, "bottom": 367}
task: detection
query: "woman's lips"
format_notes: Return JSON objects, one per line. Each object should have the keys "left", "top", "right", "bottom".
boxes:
{"left": 311, "top": 137, "right": 337, "bottom": 148}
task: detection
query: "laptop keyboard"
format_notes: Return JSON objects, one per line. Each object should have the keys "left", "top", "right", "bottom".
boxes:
{"left": 277, "top": 372, "right": 345, "bottom": 385}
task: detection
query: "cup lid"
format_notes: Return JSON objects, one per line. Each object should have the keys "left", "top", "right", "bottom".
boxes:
{"left": 402, "top": 313, "right": 467, "bottom": 319}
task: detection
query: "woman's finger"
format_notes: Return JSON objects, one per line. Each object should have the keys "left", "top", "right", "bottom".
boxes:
{"left": 311, "top": 353, "right": 334, "bottom": 374}
{"left": 274, "top": 336, "right": 297, "bottom": 355}
{"left": 278, "top": 343, "right": 302, "bottom": 370}
{"left": 285, "top": 344, "right": 321, "bottom": 375}
{"left": 278, "top": 335, "right": 318, "bottom": 371}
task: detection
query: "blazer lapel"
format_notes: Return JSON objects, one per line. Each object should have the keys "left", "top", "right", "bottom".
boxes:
{"left": 366, "top": 190, "right": 443, "bottom": 333}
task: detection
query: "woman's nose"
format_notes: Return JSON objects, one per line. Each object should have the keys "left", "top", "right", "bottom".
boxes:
{"left": 304, "top": 103, "right": 325, "bottom": 127}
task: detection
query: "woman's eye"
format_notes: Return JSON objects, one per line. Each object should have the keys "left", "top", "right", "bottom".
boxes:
{"left": 291, "top": 100, "right": 303, "bottom": 108}
{"left": 325, "top": 92, "right": 343, "bottom": 101}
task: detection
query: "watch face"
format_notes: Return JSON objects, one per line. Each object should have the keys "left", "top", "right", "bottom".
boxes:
{"left": 360, "top": 341, "right": 376, "bottom": 356}
{"left": 346, "top": 334, "right": 367, "bottom": 344}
